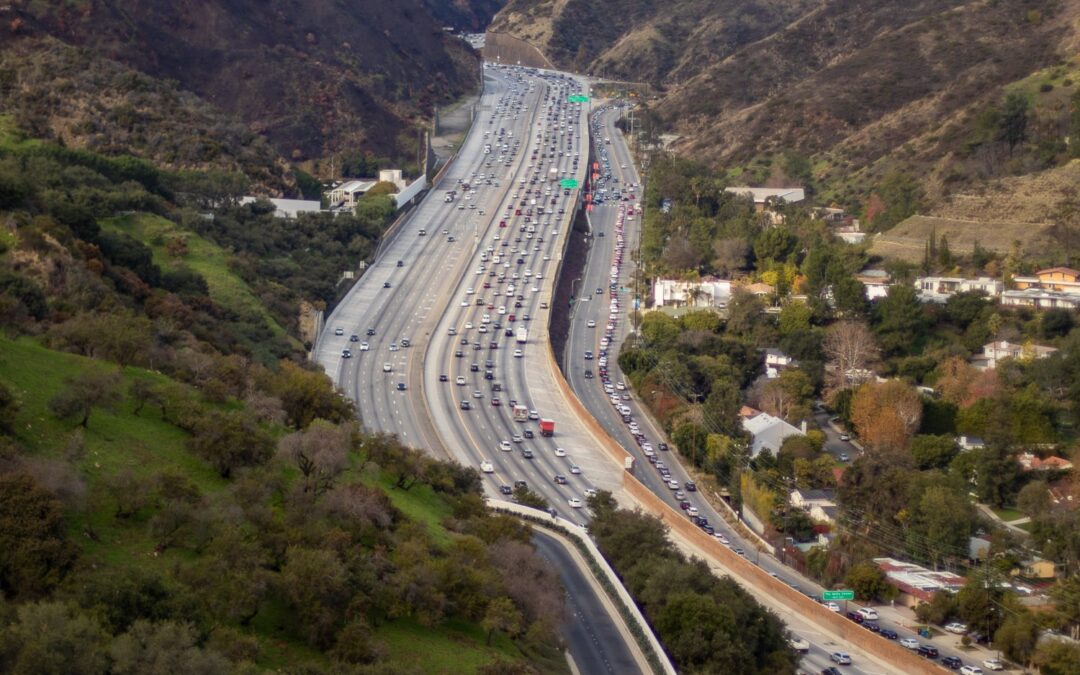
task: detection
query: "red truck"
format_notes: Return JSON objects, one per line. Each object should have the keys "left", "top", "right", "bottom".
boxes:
{"left": 539, "top": 419, "right": 555, "bottom": 437}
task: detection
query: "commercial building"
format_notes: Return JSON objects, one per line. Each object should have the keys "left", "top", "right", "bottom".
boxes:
{"left": 652, "top": 277, "right": 732, "bottom": 308}
{"left": 874, "top": 558, "right": 967, "bottom": 607}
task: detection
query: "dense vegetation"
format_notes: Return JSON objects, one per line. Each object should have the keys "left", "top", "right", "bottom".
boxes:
{"left": 0, "top": 116, "right": 567, "bottom": 671}
{"left": 586, "top": 492, "right": 796, "bottom": 674}
{"left": 616, "top": 153, "right": 1080, "bottom": 667}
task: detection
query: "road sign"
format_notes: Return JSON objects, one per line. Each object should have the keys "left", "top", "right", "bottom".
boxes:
{"left": 822, "top": 590, "right": 855, "bottom": 601}
{"left": 560, "top": 178, "right": 580, "bottom": 189}
{"left": 567, "top": 94, "right": 589, "bottom": 103}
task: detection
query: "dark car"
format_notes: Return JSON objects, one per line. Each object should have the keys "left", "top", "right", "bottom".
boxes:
{"left": 941, "top": 656, "right": 962, "bottom": 669}
{"left": 879, "top": 628, "right": 898, "bottom": 640}
{"left": 513, "top": 480, "right": 527, "bottom": 489}
{"left": 439, "top": 374, "right": 448, "bottom": 382}
{"left": 523, "top": 429, "right": 534, "bottom": 439}
{"left": 499, "top": 485, "right": 513, "bottom": 496}
{"left": 916, "top": 645, "right": 938, "bottom": 659}
{"left": 349, "top": 334, "right": 359, "bottom": 342}
{"left": 821, "top": 669, "right": 842, "bottom": 675}
{"left": 383, "top": 281, "right": 391, "bottom": 288}
{"left": 658, "top": 442, "right": 669, "bottom": 451}
{"left": 685, "top": 481, "right": 697, "bottom": 492}
{"left": 366, "top": 328, "right": 376, "bottom": 336}
{"left": 470, "top": 363, "right": 479, "bottom": 372}
{"left": 863, "top": 622, "right": 881, "bottom": 633}
{"left": 846, "top": 611, "right": 864, "bottom": 624}
{"left": 396, "top": 382, "right": 406, "bottom": 391}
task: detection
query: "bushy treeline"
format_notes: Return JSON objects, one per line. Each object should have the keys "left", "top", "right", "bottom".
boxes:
{"left": 586, "top": 493, "right": 797, "bottom": 675}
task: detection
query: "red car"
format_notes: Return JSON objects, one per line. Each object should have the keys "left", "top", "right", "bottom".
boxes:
{"left": 491, "top": 398, "right": 501, "bottom": 406}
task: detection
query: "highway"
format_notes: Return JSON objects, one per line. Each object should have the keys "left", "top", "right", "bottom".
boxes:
{"left": 532, "top": 530, "right": 643, "bottom": 675}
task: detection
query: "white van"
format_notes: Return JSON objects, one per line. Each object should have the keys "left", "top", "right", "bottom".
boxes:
{"left": 857, "top": 607, "right": 879, "bottom": 621}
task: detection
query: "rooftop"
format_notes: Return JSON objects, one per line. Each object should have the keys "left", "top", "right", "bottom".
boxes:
{"left": 724, "top": 186, "right": 806, "bottom": 204}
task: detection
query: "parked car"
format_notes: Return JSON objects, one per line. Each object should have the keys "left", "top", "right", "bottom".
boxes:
{"left": 982, "top": 659, "right": 1004, "bottom": 671}
{"left": 879, "top": 628, "right": 898, "bottom": 640}
{"left": 944, "top": 622, "right": 969, "bottom": 634}
{"left": 900, "top": 638, "right": 920, "bottom": 650}
{"left": 917, "top": 645, "right": 939, "bottom": 659}
{"left": 830, "top": 653, "right": 851, "bottom": 665}
{"left": 941, "top": 655, "right": 963, "bottom": 669}
{"left": 959, "top": 666, "right": 983, "bottom": 675}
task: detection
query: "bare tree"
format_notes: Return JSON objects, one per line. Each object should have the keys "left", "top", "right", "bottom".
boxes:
{"left": 823, "top": 320, "right": 879, "bottom": 392}
{"left": 277, "top": 420, "right": 354, "bottom": 495}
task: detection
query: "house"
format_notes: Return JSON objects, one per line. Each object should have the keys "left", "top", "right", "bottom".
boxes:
{"left": 874, "top": 558, "right": 967, "bottom": 607}
{"left": 1018, "top": 452, "right": 1074, "bottom": 472}
{"left": 764, "top": 348, "right": 797, "bottom": 379}
{"left": 790, "top": 488, "right": 838, "bottom": 524}
{"left": 1001, "top": 288, "right": 1080, "bottom": 311}
{"left": 969, "top": 536, "right": 992, "bottom": 562}
{"left": 742, "top": 411, "right": 805, "bottom": 458}
{"left": 742, "top": 281, "right": 775, "bottom": 297}
{"left": 328, "top": 179, "right": 377, "bottom": 208}
{"left": 856, "top": 269, "right": 892, "bottom": 300}
{"left": 238, "top": 197, "right": 322, "bottom": 219}
{"left": 725, "top": 186, "right": 806, "bottom": 211}
{"left": 653, "top": 277, "right": 733, "bottom": 308}
{"left": 914, "top": 276, "right": 1003, "bottom": 304}
{"left": 979, "top": 340, "right": 1058, "bottom": 369}
{"left": 1013, "top": 267, "right": 1080, "bottom": 294}
{"left": 1014, "top": 556, "right": 1060, "bottom": 580}
{"left": 957, "top": 435, "right": 986, "bottom": 451}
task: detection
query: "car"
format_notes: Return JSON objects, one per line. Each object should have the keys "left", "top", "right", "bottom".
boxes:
{"left": 821, "top": 669, "right": 842, "bottom": 675}
{"left": 349, "top": 334, "right": 359, "bottom": 342}
{"left": 383, "top": 281, "right": 391, "bottom": 288}
{"left": 498, "top": 485, "right": 513, "bottom": 495}
{"left": 959, "top": 666, "right": 983, "bottom": 675}
{"left": 523, "top": 429, "right": 534, "bottom": 439}
{"left": 982, "top": 659, "right": 1004, "bottom": 671}
{"left": 879, "top": 628, "right": 898, "bottom": 640}
{"left": 341, "top": 349, "right": 352, "bottom": 358}
{"left": 942, "top": 656, "right": 963, "bottom": 669}
{"left": 839, "top": 453, "right": 850, "bottom": 462}
{"left": 460, "top": 400, "right": 471, "bottom": 410}
{"left": 830, "top": 653, "right": 851, "bottom": 666}
{"left": 857, "top": 607, "right": 878, "bottom": 621}
{"left": 480, "top": 461, "right": 493, "bottom": 473}
{"left": 900, "top": 638, "right": 920, "bottom": 650}
{"left": 521, "top": 449, "right": 534, "bottom": 459}
{"left": 788, "top": 636, "right": 810, "bottom": 653}
{"left": 396, "top": 260, "right": 404, "bottom": 267}
{"left": 846, "top": 611, "right": 864, "bottom": 624}
{"left": 359, "top": 342, "right": 369, "bottom": 351}
{"left": 840, "top": 434, "right": 850, "bottom": 441}
{"left": 334, "top": 327, "right": 344, "bottom": 336}
{"left": 944, "top": 622, "right": 968, "bottom": 634}
{"left": 569, "top": 464, "right": 581, "bottom": 475}
{"left": 395, "top": 382, "right": 406, "bottom": 391}
{"left": 473, "top": 390, "right": 483, "bottom": 398}
{"left": 491, "top": 398, "right": 501, "bottom": 407}
{"left": 917, "top": 645, "right": 939, "bottom": 659}
{"left": 439, "top": 374, "right": 448, "bottom": 382}
{"left": 554, "top": 447, "right": 567, "bottom": 457}
{"left": 825, "top": 601, "right": 841, "bottom": 612}
{"left": 554, "top": 475, "right": 567, "bottom": 485}
{"left": 685, "top": 481, "right": 697, "bottom": 492}
{"left": 382, "top": 363, "right": 391, "bottom": 372}
{"left": 568, "top": 497, "right": 583, "bottom": 508}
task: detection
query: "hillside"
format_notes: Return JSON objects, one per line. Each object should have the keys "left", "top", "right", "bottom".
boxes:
{"left": 1, "top": 0, "right": 479, "bottom": 172}
{"left": 425, "top": 0, "right": 507, "bottom": 31}
{"left": 491, "top": 0, "right": 1079, "bottom": 215}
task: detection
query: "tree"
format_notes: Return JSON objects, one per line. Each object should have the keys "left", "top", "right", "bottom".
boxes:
{"left": 909, "top": 435, "right": 958, "bottom": 470}
{"left": 833, "top": 276, "right": 869, "bottom": 317}
{"left": 1050, "top": 574, "right": 1080, "bottom": 638}
{"left": 851, "top": 380, "right": 922, "bottom": 452}
{"left": 711, "top": 238, "right": 750, "bottom": 275}
{"left": 823, "top": 320, "right": 878, "bottom": 391}
{"left": 187, "top": 410, "right": 274, "bottom": 478}
{"left": 916, "top": 591, "right": 958, "bottom": 626}
{"left": 753, "top": 227, "right": 796, "bottom": 264}
{"left": 1042, "top": 309, "right": 1075, "bottom": 339}
{"left": 869, "top": 171, "right": 922, "bottom": 232}
{"left": 759, "top": 369, "right": 815, "bottom": 422}
{"left": 994, "top": 611, "right": 1040, "bottom": 666}
{"left": 845, "top": 563, "right": 894, "bottom": 602}
{"left": 1017, "top": 481, "right": 1052, "bottom": 519}
{"left": 0, "top": 602, "right": 110, "bottom": 675}
{"left": 482, "top": 597, "right": 523, "bottom": 646}
{"left": 0, "top": 473, "right": 78, "bottom": 600}
{"left": 47, "top": 369, "right": 122, "bottom": 428}
{"left": 277, "top": 420, "right": 354, "bottom": 495}
{"left": 778, "top": 302, "right": 813, "bottom": 336}
{"left": 873, "top": 285, "right": 927, "bottom": 356}
{"left": 1034, "top": 639, "right": 1080, "bottom": 675}
{"left": 266, "top": 361, "right": 355, "bottom": 430}
{"left": 908, "top": 485, "right": 974, "bottom": 566}
{"left": 999, "top": 92, "right": 1029, "bottom": 154}
{"left": 0, "top": 378, "right": 19, "bottom": 433}
{"left": 278, "top": 547, "right": 348, "bottom": 648}
{"left": 109, "top": 620, "right": 230, "bottom": 675}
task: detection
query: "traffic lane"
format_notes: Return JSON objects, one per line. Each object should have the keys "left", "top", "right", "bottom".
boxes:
{"left": 531, "top": 530, "right": 643, "bottom": 675}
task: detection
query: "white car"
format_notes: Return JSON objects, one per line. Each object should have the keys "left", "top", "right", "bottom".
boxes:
{"left": 359, "top": 342, "right": 369, "bottom": 351}
{"left": 499, "top": 441, "right": 512, "bottom": 452}
{"left": 568, "top": 497, "right": 583, "bottom": 509}
{"left": 514, "top": 349, "right": 524, "bottom": 358}
{"left": 944, "top": 622, "right": 968, "bottom": 634}
{"left": 586, "top": 319, "right": 596, "bottom": 328}
{"left": 554, "top": 447, "right": 567, "bottom": 457}
{"left": 900, "top": 638, "right": 920, "bottom": 649}
{"left": 456, "top": 376, "right": 466, "bottom": 385}
{"left": 382, "top": 363, "right": 392, "bottom": 372}
{"left": 826, "top": 602, "right": 841, "bottom": 612}
{"left": 960, "top": 667, "right": 984, "bottom": 675}
{"left": 569, "top": 464, "right": 581, "bottom": 475}
{"left": 480, "top": 461, "right": 494, "bottom": 473}
{"left": 982, "top": 659, "right": 1004, "bottom": 671}
{"left": 788, "top": 636, "right": 810, "bottom": 653}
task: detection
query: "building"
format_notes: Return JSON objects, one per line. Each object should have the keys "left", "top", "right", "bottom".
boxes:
{"left": 1014, "top": 267, "right": 1080, "bottom": 294}
{"left": 1001, "top": 288, "right": 1080, "bottom": 311}
{"left": 914, "top": 276, "right": 1003, "bottom": 304}
{"left": 725, "top": 186, "right": 806, "bottom": 211}
{"left": 979, "top": 340, "right": 1058, "bottom": 369}
{"left": 741, "top": 411, "right": 805, "bottom": 458}
{"left": 238, "top": 197, "right": 322, "bottom": 219}
{"left": 856, "top": 269, "right": 892, "bottom": 300}
{"left": 764, "top": 348, "right": 797, "bottom": 379}
{"left": 328, "top": 179, "right": 377, "bottom": 208}
{"left": 874, "top": 558, "right": 967, "bottom": 607}
{"left": 653, "top": 277, "right": 732, "bottom": 308}
{"left": 790, "top": 488, "right": 838, "bottom": 524}
{"left": 1018, "top": 452, "right": 1074, "bottom": 472}
{"left": 377, "top": 169, "right": 408, "bottom": 192}
{"left": 742, "top": 281, "right": 775, "bottom": 297}
{"left": 957, "top": 435, "right": 986, "bottom": 451}
{"left": 1014, "top": 556, "right": 1060, "bottom": 580}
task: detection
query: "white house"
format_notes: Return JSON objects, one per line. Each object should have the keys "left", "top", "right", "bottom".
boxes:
{"left": 1001, "top": 288, "right": 1080, "bottom": 311}
{"left": 856, "top": 269, "right": 892, "bottom": 300}
{"left": 914, "top": 276, "right": 1003, "bottom": 304}
{"left": 653, "top": 276, "right": 732, "bottom": 308}
{"left": 328, "top": 179, "right": 377, "bottom": 209}
{"left": 725, "top": 186, "right": 806, "bottom": 211}
{"left": 979, "top": 340, "right": 1058, "bottom": 369}
{"left": 764, "top": 348, "right": 796, "bottom": 379}
{"left": 238, "top": 197, "right": 322, "bottom": 219}
{"left": 790, "top": 488, "right": 838, "bottom": 524}
{"left": 742, "top": 411, "right": 805, "bottom": 458}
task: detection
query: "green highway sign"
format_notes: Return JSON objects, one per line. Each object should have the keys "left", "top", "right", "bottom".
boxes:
{"left": 560, "top": 178, "right": 580, "bottom": 189}
{"left": 567, "top": 94, "right": 590, "bottom": 103}
{"left": 822, "top": 590, "right": 855, "bottom": 601}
